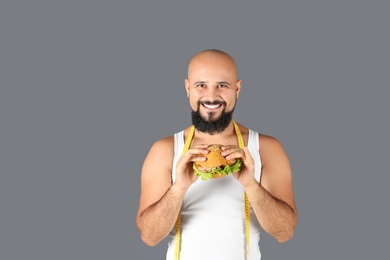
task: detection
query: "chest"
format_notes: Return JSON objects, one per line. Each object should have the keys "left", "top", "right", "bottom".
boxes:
{"left": 182, "top": 175, "right": 245, "bottom": 214}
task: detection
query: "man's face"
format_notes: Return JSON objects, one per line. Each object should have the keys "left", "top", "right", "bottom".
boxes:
{"left": 185, "top": 53, "right": 242, "bottom": 134}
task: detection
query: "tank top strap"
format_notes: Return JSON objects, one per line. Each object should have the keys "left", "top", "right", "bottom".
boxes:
{"left": 248, "top": 129, "right": 262, "bottom": 182}
{"left": 172, "top": 130, "right": 185, "bottom": 183}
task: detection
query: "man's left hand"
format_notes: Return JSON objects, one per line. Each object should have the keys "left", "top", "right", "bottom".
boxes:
{"left": 221, "top": 145, "right": 256, "bottom": 187}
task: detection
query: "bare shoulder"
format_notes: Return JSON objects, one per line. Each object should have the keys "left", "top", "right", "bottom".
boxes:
{"left": 259, "top": 134, "right": 289, "bottom": 165}
{"left": 138, "top": 135, "right": 175, "bottom": 214}
{"left": 258, "top": 133, "right": 296, "bottom": 209}
{"left": 143, "top": 136, "right": 175, "bottom": 171}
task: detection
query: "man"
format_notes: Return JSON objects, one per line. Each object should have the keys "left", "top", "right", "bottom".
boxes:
{"left": 136, "top": 49, "right": 298, "bottom": 259}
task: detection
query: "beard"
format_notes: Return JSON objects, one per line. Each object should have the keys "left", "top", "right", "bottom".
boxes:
{"left": 191, "top": 100, "right": 235, "bottom": 135}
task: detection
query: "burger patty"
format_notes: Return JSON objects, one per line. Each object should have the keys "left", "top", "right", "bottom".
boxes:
{"left": 196, "top": 159, "right": 236, "bottom": 172}
{"left": 197, "top": 165, "right": 222, "bottom": 172}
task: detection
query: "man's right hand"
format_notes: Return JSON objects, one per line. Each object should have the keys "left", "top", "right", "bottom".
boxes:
{"left": 174, "top": 144, "right": 209, "bottom": 190}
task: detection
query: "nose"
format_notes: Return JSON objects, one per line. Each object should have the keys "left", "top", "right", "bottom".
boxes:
{"left": 203, "top": 86, "right": 221, "bottom": 101}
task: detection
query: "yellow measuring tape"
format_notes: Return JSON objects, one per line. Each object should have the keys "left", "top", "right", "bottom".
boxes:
{"left": 233, "top": 121, "right": 251, "bottom": 259}
{"left": 174, "top": 121, "right": 250, "bottom": 260}
{"left": 174, "top": 124, "right": 194, "bottom": 260}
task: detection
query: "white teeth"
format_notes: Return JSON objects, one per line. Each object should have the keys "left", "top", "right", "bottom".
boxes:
{"left": 204, "top": 104, "right": 220, "bottom": 109}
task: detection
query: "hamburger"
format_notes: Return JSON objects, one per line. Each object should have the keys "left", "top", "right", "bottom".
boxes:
{"left": 193, "top": 144, "right": 242, "bottom": 181}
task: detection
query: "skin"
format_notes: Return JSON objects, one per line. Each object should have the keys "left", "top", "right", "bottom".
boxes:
{"left": 136, "top": 50, "right": 298, "bottom": 247}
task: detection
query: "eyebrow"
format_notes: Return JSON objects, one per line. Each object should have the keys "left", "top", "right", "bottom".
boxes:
{"left": 216, "top": 81, "right": 231, "bottom": 86}
{"left": 193, "top": 81, "right": 231, "bottom": 86}
{"left": 193, "top": 81, "right": 208, "bottom": 85}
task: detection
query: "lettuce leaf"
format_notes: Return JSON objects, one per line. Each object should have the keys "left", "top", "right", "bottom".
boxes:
{"left": 193, "top": 159, "right": 242, "bottom": 181}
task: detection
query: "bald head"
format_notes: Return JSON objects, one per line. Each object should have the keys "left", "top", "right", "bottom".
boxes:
{"left": 187, "top": 49, "right": 238, "bottom": 80}
{"left": 184, "top": 49, "right": 242, "bottom": 134}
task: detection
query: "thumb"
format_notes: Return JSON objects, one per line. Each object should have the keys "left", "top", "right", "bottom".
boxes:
{"left": 242, "top": 146, "right": 254, "bottom": 167}
{"left": 242, "top": 147, "right": 254, "bottom": 164}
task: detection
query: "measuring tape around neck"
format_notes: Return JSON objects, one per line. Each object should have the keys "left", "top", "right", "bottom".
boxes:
{"left": 233, "top": 121, "right": 251, "bottom": 259}
{"left": 174, "top": 121, "right": 250, "bottom": 260}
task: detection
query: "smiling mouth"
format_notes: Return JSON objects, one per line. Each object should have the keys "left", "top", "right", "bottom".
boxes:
{"left": 200, "top": 101, "right": 225, "bottom": 110}
{"left": 202, "top": 103, "right": 222, "bottom": 109}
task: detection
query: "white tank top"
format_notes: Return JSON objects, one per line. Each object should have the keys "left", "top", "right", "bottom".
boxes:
{"left": 166, "top": 129, "right": 263, "bottom": 260}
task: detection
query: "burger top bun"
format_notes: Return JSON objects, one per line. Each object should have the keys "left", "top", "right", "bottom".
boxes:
{"left": 195, "top": 144, "right": 236, "bottom": 169}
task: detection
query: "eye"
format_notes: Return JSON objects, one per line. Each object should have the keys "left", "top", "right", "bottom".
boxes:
{"left": 195, "top": 83, "right": 206, "bottom": 88}
{"left": 218, "top": 84, "right": 228, "bottom": 88}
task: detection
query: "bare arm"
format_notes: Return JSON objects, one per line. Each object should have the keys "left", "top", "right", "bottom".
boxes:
{"left": 136, "top": 137, "right": 207, "bottom": 246}
{"left": 137, "top": 181, "right": 188, "bottom": 246}
{"left": 228, "top": 135, "right": 298, "bottom": 242}
{"left": 249, "top": 135, "right": 297, "bottom": 242}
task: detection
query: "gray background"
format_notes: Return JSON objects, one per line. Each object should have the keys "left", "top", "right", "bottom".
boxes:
{"left": 1, "top": 0, "right": 389, "bottom": 259}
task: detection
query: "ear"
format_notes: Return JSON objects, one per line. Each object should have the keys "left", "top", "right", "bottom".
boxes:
{"left": 235, "top": 79, "right": 242, "bottom": 99}
{"left": 184, "top": 79, "right": 190, "bottom": 97}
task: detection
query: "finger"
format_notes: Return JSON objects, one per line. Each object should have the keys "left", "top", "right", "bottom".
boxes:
{"left": 242, "top": 147, "right": 254, "bottom": 164}
{"left": 220, "top": 146, "right": 239, "bottom": 155}
{"left": 187, "top": 147, "right": 209, "bottom": 156}
{"left": 190, "top": 155, "right": 207, "bottom": 163}
{"left": 226, "top": 151, "right": 245, "bottom": 161}
{"left": 221, "top": 147, "right": 244, "bottom": 160}
{"left": 221, "top": 145, "right": 237, "bottom": 150}
{"left": 178, "top": 147, "right": 209, "bottom": 164}
{"left": 184, "top": 146, "right": 209, "bottom": 156}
